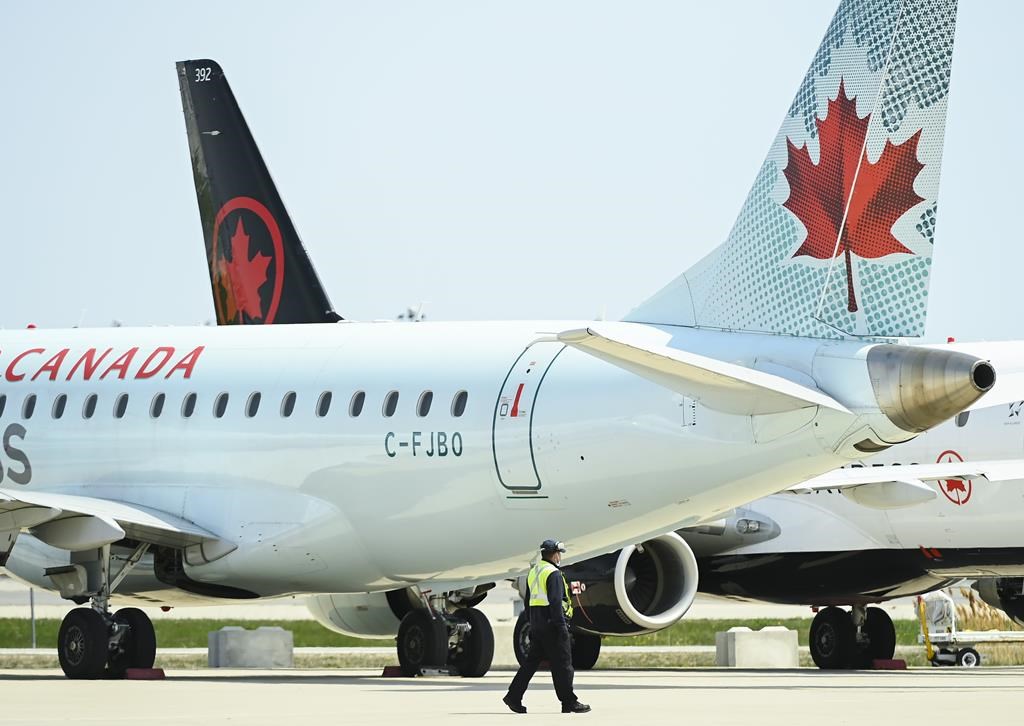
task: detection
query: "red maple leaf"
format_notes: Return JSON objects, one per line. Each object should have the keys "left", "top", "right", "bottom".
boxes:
{"left": 216, "top": 218, "right": 271, "bottom": 321}
{"left": 783, "top": 80, "right": 924, "bottom": 312}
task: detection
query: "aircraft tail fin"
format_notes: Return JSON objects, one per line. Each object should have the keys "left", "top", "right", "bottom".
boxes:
{"left": 176, "top": 59, "right": 340, "bottom": 325}
{"left": 626, "top": 0, "right": 957, "bottom": 338}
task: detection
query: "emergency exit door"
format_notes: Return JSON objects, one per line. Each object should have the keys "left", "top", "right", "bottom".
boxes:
{"left": 492, "top": 342, "right": 565, "bottom": 491}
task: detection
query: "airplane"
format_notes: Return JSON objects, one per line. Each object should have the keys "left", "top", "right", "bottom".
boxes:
{"left": 0, "top": 0, "right": 991, "bottom": 681}
{"left": 173, "top": 0, "right": 1018, "bottom": 672}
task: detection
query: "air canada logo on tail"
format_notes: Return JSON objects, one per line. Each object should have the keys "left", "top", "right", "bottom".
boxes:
{"left": 210, "top": 197, "right": 285, "bottom": 324}
{"left": 784, "top": 80, "right": 925, "bottom": 313}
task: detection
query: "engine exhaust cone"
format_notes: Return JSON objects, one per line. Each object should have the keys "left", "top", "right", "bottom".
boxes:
{"left": 867, "top": 345, "right": 995, "bottom": 434}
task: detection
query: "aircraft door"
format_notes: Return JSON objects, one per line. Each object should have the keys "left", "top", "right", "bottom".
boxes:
{"left": 492, "top": 342, "right": 565, "bottom": 492}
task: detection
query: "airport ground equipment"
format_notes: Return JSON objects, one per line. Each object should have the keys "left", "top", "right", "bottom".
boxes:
{"left": 917, "top": 591, "right": 1024, "bottom": 667}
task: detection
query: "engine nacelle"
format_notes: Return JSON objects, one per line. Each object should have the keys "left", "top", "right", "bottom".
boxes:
{"left": 306, "top": 589, "right": 418, "bottom": 639}
{"left": 973, "top": 578, "right": 1024, "bottom": 627}
{"left": 519, "top": 532, "right": 699, "bottom": 636}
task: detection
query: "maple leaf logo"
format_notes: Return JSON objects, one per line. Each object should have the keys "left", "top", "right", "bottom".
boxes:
{"left": 216, "top": 218, "right": 271, "bottom": 321}
{"left": 783, "top": 80, "right": 924, "bottom": 313}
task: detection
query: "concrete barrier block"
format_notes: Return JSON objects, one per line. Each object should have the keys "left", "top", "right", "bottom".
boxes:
{"left": 208, "top": 626, "right": 294, "bottom": 668}
{"left": 715, "top": 626, "right": 798, "bottom": 668}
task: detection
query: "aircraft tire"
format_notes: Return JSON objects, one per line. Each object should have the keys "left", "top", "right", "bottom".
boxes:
{"left": 451, "top": 607, "right": 494, "bottom": 677}
{"left": 397, "top": 610, "right": 448, "bottom": 676}
{"left": 512, "top": 611, "right": 530, "bottom": 667}
{"left": 809, "top": 607, "right": 856, "bottom": 669}
{"left": 58, "top": 608, "right": 109, "bottom": 679}
{"left": 107, "top": 608, "right": 157, "bottom": 678}
{"left": 571, "top": 631, "right": 602, "bottom": 670}
{"left": 863, "top": 607, "right": 896, "bottom": 662}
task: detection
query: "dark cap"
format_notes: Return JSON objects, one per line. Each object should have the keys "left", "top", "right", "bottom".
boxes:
{"left": 540, "top": 539, "right": 566, "bottom": 554}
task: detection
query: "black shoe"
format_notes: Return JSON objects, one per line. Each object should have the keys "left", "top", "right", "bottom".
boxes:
{"left": 503, "top": 694, "right": 527, "bottom": 714}
{"left": 562, "top": 702, "right": 591, "bottom": 714}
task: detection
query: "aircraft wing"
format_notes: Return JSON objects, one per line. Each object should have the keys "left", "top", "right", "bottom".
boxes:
{"left": 555, "top": 325, "right": 850, "bottom": 416}
{"left": 0, "top": 488, "right": 233, "bottom": 563}
{"left": 785, "top": 460, "right": 1024, "bottom": 510}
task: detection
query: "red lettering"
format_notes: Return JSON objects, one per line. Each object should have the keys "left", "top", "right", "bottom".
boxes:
{"left": 100, "top": 347, "right": 139, "bottom": 380}
{"left": 32, "top": 348, "right": 70, "bottom": 381}
{"left": 135, "top": 347, "right": 176, "bottom": 379}
{"left": 6, "top": 348, "right": 44, "bottom": 382}
{"left": 165, "top": 346, "right": 205, "bottom": 379}
{"left": 65, "top": 348, "right": 113, "bottom": 381}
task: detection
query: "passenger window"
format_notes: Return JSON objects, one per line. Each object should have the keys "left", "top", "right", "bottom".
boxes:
{"left": 416, "top": 391, "right": 433, "bottom": 417}
{"left": 316, "top": 391, "right": 333, "bottom": 417}
{"left": 52, "top": 394, "right": 67, "bottom": 419}
{"left": 955, "top": 410, "right": 970, "bottom": 428}
{"left": 451, "top": 390, "right": 468, "bottom": 417}
{"left": 246, "top": 392, "right": 261, "bottom": 418}
{"left": 349, "top": 391, "right": 365, "bottom": 417}
{"left": 22, "top": 394, "right": 36, "bottom": 420}
{"left": 151, "top": 393, "right": 165, "bottom": 419}
{"left": 114, "top": 393, "right": 128, "bottom": 419}
{"left": 383, "top": 390, "right": 399, "bottom": 417}
{"left": 83, "top": 394, "right": 98, "bottom": 419}
{"left": 182, "top": 392, "right": 197, "bottom": 418}
{"left": 0, "top": 394, "right": 6, "bottom": 417}
{"left": 213, "top": 392, "right": 229, "bottom": 418}
{"left": 281, "top": 391, "right": 296, "bottom": 417}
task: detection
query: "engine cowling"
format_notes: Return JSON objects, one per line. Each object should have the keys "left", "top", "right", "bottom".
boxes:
{"left": 973, "top": 578, "right": 1024, "bottom": 627}
{"left": 521, "top": 531, "right": 699, "bottom": 636}
{"left": 307, "top": 589, "right": 417, "bottom": 639}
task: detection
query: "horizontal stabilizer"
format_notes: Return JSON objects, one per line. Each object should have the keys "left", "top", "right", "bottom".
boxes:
{"left": 0, "top": 488, "right": 232, "bottom": 558}
{"left": 557, "top": 325, "right": 849, "bottom": 416}
{"left": 787, "top": 460, "right": 1024, "bottom": 509}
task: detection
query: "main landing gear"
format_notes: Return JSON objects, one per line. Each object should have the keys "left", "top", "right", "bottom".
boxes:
{"left": 48, "top": 543, "right": 157, "bottom": 679}
{"left": 512, "top": 611, "right": 603, "bottom": 670}
{"left": 809, "top": 605, "right": 896, "bottom": 670}
{"left": 395, "top": 590, "right": 495, "bottom": 677}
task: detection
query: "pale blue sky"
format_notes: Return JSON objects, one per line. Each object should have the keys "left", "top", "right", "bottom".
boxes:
{"left": 1, "top": 2, "right": 1018, "bottom": 342}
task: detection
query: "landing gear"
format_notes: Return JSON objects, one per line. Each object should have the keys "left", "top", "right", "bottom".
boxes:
{"left": 809, "top": 606, "right": 856, "bottom": 669}
{"left": 58, "top": 608, "right": 109, "bottom": 679}
{"left": 809, "top": 605, "right": 896, "bottom": 669}
{"left": 451, "top": 608, "right": 494, "bottom": 678}
{"left": 395, "top": 587, "right": 496, "bottom": 677}
{"left": 512, "top": 611, "right": 603, "bottom": 670}
{"left": 107, "top": 607, "right": 157, "bottom": 677}
{"left": 397, "top": 610, "right": 449, "bottom": 676}
{"left": 50, "top": 543, "right": 154, "bottom": 679}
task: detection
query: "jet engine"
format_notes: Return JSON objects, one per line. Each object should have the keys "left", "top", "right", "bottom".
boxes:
{"left": 973, "top": 578, "right": 1024, "bottom": 627}
{"left": 524, "top": 531, "right": 699, "bottom": 636}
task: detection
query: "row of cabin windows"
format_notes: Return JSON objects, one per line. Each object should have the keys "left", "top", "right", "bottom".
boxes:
{"left": 0, "top": 390, "right": 469, "bottom": 421}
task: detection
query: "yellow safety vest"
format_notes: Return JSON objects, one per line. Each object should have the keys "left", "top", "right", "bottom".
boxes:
{"left": 526, "top": 560, "right": 573, "bottom": 619}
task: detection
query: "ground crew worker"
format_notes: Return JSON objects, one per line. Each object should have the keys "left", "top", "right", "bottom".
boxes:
{"left": 503, "top": 539, "right": 591, "bottom": 714}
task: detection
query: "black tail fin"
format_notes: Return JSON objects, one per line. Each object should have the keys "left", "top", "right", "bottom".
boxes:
{"left": 176, "top": 59, "right": 340, "bottom": 325}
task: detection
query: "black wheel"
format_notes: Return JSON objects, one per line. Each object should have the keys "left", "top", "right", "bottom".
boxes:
{"left": 809, "top": 607, "right": 856, "bottom": 670}
{"left": 396, "top": 610, "right": 448, "bottom": 676}
{"left": 862, "top": 607, "right": 896, "bottom": 662}
{"left": 58, "top": 608, "right": 109, "bottom": 679}
{"left": 451, "top": 608, "right": 494, "bottom": 678}
{"left": 107, "top": 608, "right": 157, "bottom": 678}
{"left": 956, "top": 647, "right": 981, "bottom": 667}
{"left": 513, "top": 611, "right": 531, "bottom": 667}
{"left": 571, "top": 631, "right": 602, "bottom": 670}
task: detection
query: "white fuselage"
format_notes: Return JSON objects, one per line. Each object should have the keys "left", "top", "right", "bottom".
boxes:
{"left": 0, "top": 320, "right": 907, "bottom": 598}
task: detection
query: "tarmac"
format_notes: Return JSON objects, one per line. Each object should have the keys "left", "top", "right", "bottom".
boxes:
{"left": 0, "top": 667, "right": 1020, "bottom": 726}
